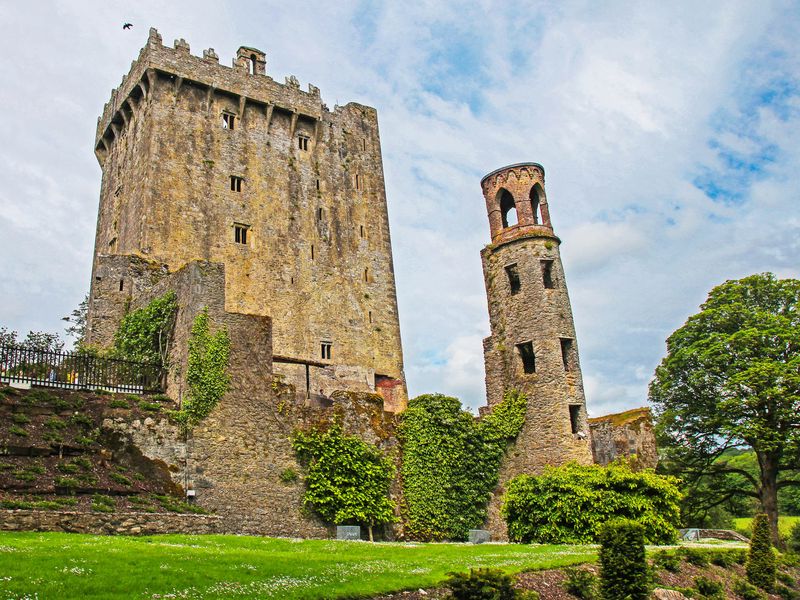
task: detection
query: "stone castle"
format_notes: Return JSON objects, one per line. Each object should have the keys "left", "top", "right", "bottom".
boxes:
{"left": 80, "top": 29, "right": 653, "bottom": 538}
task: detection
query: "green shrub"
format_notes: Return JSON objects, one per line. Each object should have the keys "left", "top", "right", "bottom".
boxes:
{"left": 678, "top": 547, "right": 710, "bottom": 567}
{"left": 279, "top": 468, "right": 298, "bottom": 484}
{"left": 777, "top": 572, "right": 796, "bottom": 587}
{"left": 502, "top": 460, "right": 681, "bottom": 544}
{"left": 91, "top": 494, "right": 115, "bottom": 513}
{"left": 150, "top": 394, "right": 171, "bottom": 403}
{"left": 72, "top": 457, "right": 91, "bottom": 470}
{"left": 75, "top": 435, "right": 96, "bottom": 446}
{"left": 562, "top": 567, "right": 598, "bottom": 599}
{"left": 13, "top": 470, "right": 38, "bottom": 482}
{"left": 735, "top": 579, "right": 768, "bottom": 600}
{"left": 22, "top": 390, "right": 56, "bottom": 405}
{"left": 69, "top": 413, "right": 93, "bottom": 427}
{"left": 139, "top": 401, "right": 161, "bottom": 412}
{"left": 652, "top": 550, "right": 681, "bottom": 573}
{"left": 709, "top": 550, "right": 736, "bottom": 567}
{"left": 9, "top": 425, "right": 28, "bottom": 437}
{"left": 445, "top": 568, "right": 536, "bottom": 600}
{"left": 11, "top": 413, "right": 30, "bottom": 425}
{"left": 109, "top": 399, "right": 130, "bottom": 409}
{"left": 789, "top": 522, "right": 800, "bottom": 555}
{"left": 747, "top": 514, "right": 777, "bottom": 591}
{"left": 694, "top": 576, "right": 725, "bottom": 600}
{"left": 44, "top": 417, "right": 66, "bottom": 430}
{"left": 776, "top": 584, "right": 800, "bottom": 600}
{"left": 109, "top": 472, "right": 132, "bottom": 486}
{"left": 150, "top": 494, "right": 208, "bottom": 514}
{"left": 55, "top": 476, "right": 80, "bottom": 488}
{"left": 598, "top": 519, "right": 650, "bottom": 600}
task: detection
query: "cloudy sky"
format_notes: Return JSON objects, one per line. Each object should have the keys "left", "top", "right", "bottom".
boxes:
{"left": 1, "top": 1, "right": 798, "bottom": 415}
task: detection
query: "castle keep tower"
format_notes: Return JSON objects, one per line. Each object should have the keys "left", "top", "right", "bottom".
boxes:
{"left": 480, "top": 163, "right": 592, "bottom": 476}
{"left": 85, "top": 29, "right": 406, "bottom": 410}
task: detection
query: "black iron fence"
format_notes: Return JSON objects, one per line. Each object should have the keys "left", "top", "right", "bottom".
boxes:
{"left": 0, "top": 345, "right": 163, "bottom": 394}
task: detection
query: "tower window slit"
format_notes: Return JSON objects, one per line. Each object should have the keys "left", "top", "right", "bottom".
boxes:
{"left": 119, "top": 279, "right": 124, "bottom": 292}
{"left": 298, "top": 136, "right": 309, "bottom": 151}
{"left": 360, "top": 225, "right": 364, "bottom": 238}
{"left": 505, "top": 263, "right": 521, "bottom": 294}
{"left": 234, "top": 223, "right": 249, "bottom": 245}
{"left": 569, "top": 405, "right": 581, "bottom": 435}
{"left": 560, "top": 338, "right": 573, "bottom": 371}
{"left": 317, "top": 207, "right": 323, "bottom": 221}
{"left": 516, "top": 342, "right": 536, "bottom": 374}
{"left": 541, "top": 260, "right": 555, "bottom": 289}
{"left": 311, "top": 244, "right": 315, "bottom": 260}
{"left": 221, "top": 113, "right": 236, "bottom": 130}
{"left": 230, "top": 176, "right": 243, "bottom": 192}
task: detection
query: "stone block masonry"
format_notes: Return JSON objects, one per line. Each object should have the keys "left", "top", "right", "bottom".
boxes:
{"left": 85, "top": 28, "right": 406, "bottom": 412}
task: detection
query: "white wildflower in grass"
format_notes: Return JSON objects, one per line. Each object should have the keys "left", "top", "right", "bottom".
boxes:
{"left": 0, "top": 546, "right": 18, "bottom": 552}
{"left": 59, "top": 566, "right": 92, "bottom": 576}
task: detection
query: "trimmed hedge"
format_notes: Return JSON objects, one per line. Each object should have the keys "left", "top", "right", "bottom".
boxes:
{"left": 598, "top": 519, "right": 650, "bottom": 600}
{"left": 501, "top": 460, "right": 681, "bottom": 544}
{"left": 747, "top": 513, "right": 776, "bottom": 591}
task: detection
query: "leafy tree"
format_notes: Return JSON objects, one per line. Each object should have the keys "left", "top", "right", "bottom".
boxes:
{"left": 501, "top": 460, "right": 681, "bottom": 545}
{"left": 0, "top": 326, "right": 64, "bottom": 352}
{"left": 62, "top": 294, "right": 88, "bottom": 345}
{"left": 293, "top": 423, "right": 396, "bottom": 541}
{"left": 650, "top": 273, "right": 800, "bottom": 545}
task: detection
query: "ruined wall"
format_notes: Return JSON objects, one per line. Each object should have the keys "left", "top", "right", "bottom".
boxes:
{"left": 86, "top": 28, "right": 406, "bottom": 411}
{"left": 589, "top": 407, "right": 658, "bottom": 469}
{"left": 479, "top": 163, "right": 593, "bottom": 539}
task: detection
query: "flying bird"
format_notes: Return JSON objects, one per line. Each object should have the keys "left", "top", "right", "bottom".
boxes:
{"left": 123, "top": 23, "right": 133, "bottom": 30}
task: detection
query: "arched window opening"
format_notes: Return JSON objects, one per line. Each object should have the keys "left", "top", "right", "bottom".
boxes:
{"left": 250, "top": 54, "right": 257, "bottom": 75}
{"left": 499, "top": 189, "right": 517, "bottom": 228}
{"left": 529, "top": 184, "right": 543, "bottom": 225}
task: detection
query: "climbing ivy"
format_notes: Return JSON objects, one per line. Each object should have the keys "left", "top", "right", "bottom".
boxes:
{"left": 113, "top": 291, "right": 178, "bottom": 365}
{"left": 293, "top": 423, "right": 396, "bottom": 541}
{"left": 173, "top": 308, "right": 230, "bottom": 428}
{"left": 398, "top": 391, "right": 526, "bottom": 541}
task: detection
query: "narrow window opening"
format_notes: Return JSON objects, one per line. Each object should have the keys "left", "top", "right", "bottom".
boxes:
{"left": 311, "top": 244, "right": 315, "bottom": 260}
{"left": 234, "top": 223, "right": 249, "bottom": 245}
{"left": 569, "top": 405, "right": 581, "bottom": 435}
{"left": 529, "top": 184, "right": 543, "bottom": 225}
{"left": 119, "top": 279, "right": 124, "bottom": 292}
{"left": 317, "top": 207, "right": 323, "bottom": 221}
{"left": 516, "top": 342, "right": 536, "bottom": 374}
{"left": 316, "top": 179, "right": 320, "bottom": 191}
{"left": 290, "top": 276, "right": 294, "bottom": 285}
{"left": 505, "top": 264, "right": 521, "bottom": 295}
{"left": 368, "top": 311, "right": 372, "bottom": 323}
{"left": 560, "top": 338, "right": 573, "bottom": 371}
{"left": 499, "top": 189, "right": 517, "bottom": 228}
{"left": 360, "top": 225, "right": 365, "bottom": 238}
{"left": 541, "top": 260, "right": 555, "bottom": 289}
{"left": 355, "top": 174, "right": 361, "bottom": 190}
{"left": 230, "top": 176, "right": 243, "bottom": 192}
{"left": 320, "top": 342, "right": 332, "bottom": 360}
{"left": 221, "top": 113, "right": 236, "bottom": 130}
{"left": 298, "top": 135, "right": 309, "bottom": 151}
{"left": 249, "top": 54, "right": 257, "bottom": 75}
{"left": 364, "top": 267, "right": 369, "bottom": 283}
{"left": 362, "top": 139, "right": 366, "bottom": 151}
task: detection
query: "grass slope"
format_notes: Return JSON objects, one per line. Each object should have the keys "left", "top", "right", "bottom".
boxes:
{"left": 0, "top": 532, "right": 596, "bottom": 599}
{"left": 734, "top": 515, "right": 799, "bottom": 538}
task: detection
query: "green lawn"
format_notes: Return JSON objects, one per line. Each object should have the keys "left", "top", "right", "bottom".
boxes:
{"left": 0, "top": 532, "right": 597, "bottom": 599}
{"left": 733, "top": 515, "right": 800, "bottom": 538}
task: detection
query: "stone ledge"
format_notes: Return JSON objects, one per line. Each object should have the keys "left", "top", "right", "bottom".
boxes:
{"left": 0, "top": 510, "right": 223, "bottom": 536}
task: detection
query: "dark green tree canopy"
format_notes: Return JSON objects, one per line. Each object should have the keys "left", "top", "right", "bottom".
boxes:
{"left": 650, "top": 273, "right": 800, "bottom": 543}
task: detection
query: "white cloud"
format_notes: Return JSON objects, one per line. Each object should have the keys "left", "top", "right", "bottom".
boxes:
{"left": 0, "top": 1, "right": 798, "bottom": 417}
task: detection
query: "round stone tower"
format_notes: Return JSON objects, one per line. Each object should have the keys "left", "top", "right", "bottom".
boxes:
{"left": 480, "top": 163, "right": 593, "bottom": 486}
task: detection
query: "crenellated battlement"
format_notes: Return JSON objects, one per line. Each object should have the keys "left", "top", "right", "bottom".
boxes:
{"left": 95, "top": 28, "right": 335, "bottom": 164}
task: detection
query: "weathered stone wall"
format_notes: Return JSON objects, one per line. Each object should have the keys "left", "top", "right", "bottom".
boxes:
{"left": 0, "top": 510, "right": 223, "bottom": 535}
{"left": 85, "top": 28, "right": 406, "bottom": 411}
{"left": 479, "top": 163, "right": 593, "bottom": 539}
{"left": 589, "top": 407, "right": 658, "bottom": 469}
